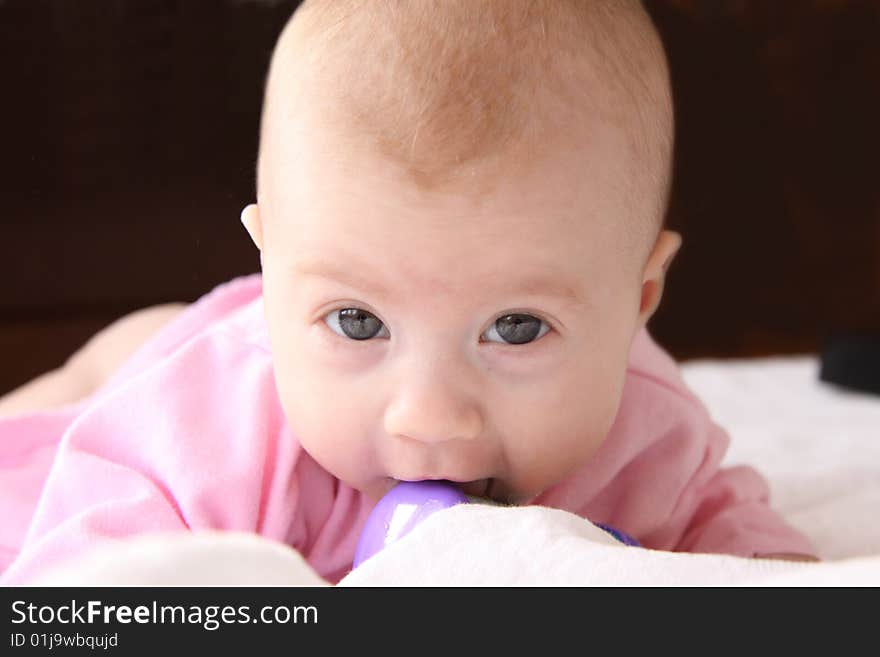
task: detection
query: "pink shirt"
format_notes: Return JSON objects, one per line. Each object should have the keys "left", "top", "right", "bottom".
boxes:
{"left": 0, "top": 274, "right": 814, "bottom": 584}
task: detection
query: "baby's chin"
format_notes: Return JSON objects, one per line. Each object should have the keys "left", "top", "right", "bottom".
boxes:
{"left": 459, "top": 478, "right": 530, "bottom": 505}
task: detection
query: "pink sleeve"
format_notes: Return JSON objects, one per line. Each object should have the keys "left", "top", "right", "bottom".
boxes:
{"left": 0, "top": 329, "right": 348, "bottom": 585}
{"left": 662, "top": 423, "right": 816, "bottom": 558}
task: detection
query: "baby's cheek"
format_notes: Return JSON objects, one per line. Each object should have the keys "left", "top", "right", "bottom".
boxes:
{"left": 278, "top": 372, "right": 376, "bottom": 481}
{"left": 274, "top": 362, "right": 329, "bottom": 441}
{"left": 532, "top": 375, "right": 621, "bottom": 470}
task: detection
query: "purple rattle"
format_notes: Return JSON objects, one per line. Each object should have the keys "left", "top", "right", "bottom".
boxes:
{"left": 353, "top": 480, "right": 469, "bottom": 568}
{"left": 352, "top": 479, "right": 638, "bottom": 568}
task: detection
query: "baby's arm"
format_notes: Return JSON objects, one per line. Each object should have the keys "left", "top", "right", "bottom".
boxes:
{"left": 0, "top": 303, "right": 185, "bottom": 417}
{"left": 1, "top": 328, "right": 312, "bottom": 585}
{"left": 669, "top": 433, "right": 819, "bottom": 560}
{"left": 619, "top": 330, "right": 818, "bottom": 560}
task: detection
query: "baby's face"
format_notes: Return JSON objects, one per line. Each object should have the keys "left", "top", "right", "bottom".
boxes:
{"left": 253, "top": 114, "right": 660, "bottom": 504}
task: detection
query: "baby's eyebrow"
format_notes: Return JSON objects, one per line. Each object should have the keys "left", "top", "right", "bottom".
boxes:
{"left": 294, "top": 260, "right": 587, "bottom": 307}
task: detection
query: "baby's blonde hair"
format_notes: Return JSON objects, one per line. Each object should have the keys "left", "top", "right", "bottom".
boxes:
{"left": 258, "top": 0, "right": 673, "bottom": 253}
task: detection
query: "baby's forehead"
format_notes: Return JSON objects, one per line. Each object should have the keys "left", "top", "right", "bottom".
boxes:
{"left": 262, "top": 125, "right": 646, "bottom": 288}
{"left": 259, "top": 91, "right": 646, "bottom": 272}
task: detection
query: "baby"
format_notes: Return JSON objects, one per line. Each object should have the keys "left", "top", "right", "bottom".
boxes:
{"left": 0, "top": 0, "right": 816, "bottom": 584}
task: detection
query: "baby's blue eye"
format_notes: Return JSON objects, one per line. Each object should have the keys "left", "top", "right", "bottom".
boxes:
{"left": 483, "top": 314, "right": 550, "bottom": 345}
{"left": 325, "top": 308, "right": 389, "bottom": 340}
{"left": 324, "top": 308, "right": 550, "bottom": 345}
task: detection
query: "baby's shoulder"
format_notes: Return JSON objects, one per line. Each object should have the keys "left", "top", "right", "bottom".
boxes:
{"left": 154, "top": 273, "right": 267, "bottom": 350}
{"left": 623, "top": 327, "right": 704, "bottom": 412}
{"left": 627, "top": 327, "right": 682, "bottom": 383}
{"left": 104, "top": 274, "right": 268, "bottom": 386}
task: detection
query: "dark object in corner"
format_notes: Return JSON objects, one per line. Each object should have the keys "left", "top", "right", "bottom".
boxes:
{"left": 819, "top": 334, "right": 880, "bottom": 396}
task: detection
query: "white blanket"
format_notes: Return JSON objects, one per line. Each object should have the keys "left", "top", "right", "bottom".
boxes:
{"left": 30, "top": 355, "right": 880, "bottom": 586}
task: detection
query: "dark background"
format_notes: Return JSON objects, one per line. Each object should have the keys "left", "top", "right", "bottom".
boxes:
{"left": 1, "top": 0, "right": 878, "bottom": 396}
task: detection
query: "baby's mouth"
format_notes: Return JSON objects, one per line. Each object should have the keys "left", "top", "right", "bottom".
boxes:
{"left": 390, "top": 476, "right": 502, "bottom": 502}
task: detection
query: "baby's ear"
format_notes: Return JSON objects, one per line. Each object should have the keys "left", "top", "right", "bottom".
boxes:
{"left": 637, "top": 230, "right": 682, "bottom": 327}
{"left": 240, "top": 204, "right": 263, "bottom": 251}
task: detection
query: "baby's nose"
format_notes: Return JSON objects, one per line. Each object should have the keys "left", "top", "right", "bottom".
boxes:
{"left": 383, "top": 377, "right": 483, "bottom": 444}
